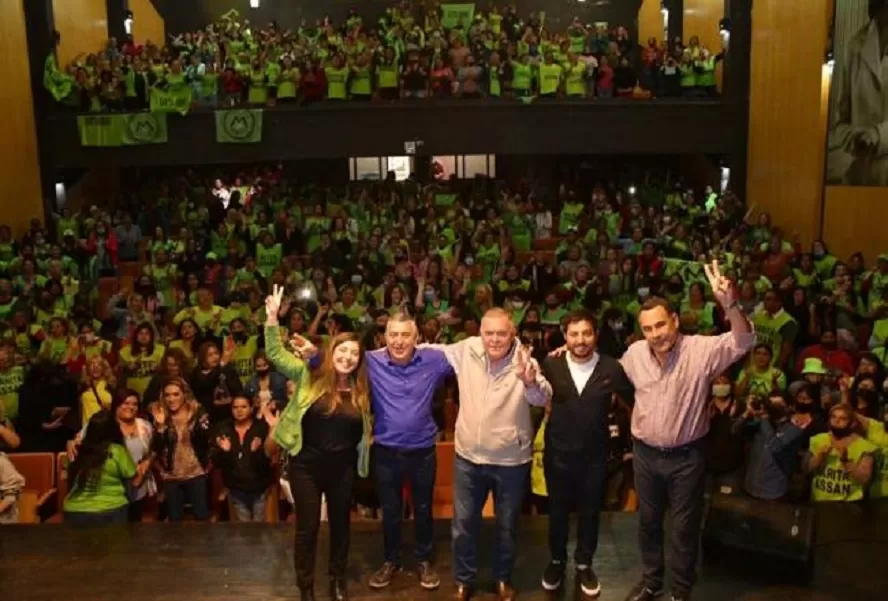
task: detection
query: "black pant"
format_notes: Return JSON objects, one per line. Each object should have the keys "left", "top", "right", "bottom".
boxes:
{"left": 633, "top": 439, "right": 706, "bottom": 597}
{"left": 544, "top": 450, "right": 606, "bottom": 565}
{"left": 288, "top": 451, "right": 357, "bottom": 588}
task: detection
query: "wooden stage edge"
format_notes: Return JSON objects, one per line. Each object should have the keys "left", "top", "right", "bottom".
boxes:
{"left": 1, "top": 513, "right": 886, "bottom": 601}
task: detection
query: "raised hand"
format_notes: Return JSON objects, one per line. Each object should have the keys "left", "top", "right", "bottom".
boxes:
{"left": 515, "top": 344, "right": 538, "bottom": 386}
{"left": 703, "top": 259, "right": 735, "bottom": 308}
{"left": 151, "top": 404, "right": 166, "bottom": 427}
{"left": 216, "top": 435, "right": 232, "bottom": 452}
{"left": 261, "top": 401, "right": 280, "bottom": 428}
{"left": 290, "top": 333, "right": 317, "bottom": 360}
{"left": 265, "top": 284, "right": 286, "bottom": 325}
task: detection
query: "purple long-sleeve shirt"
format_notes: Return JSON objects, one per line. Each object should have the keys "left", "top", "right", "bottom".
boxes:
{"left": 365, "top": 347, "right": 454, "bottom": 449}
{"left": 620, "top": 331, "right": 755, "bottom": 449}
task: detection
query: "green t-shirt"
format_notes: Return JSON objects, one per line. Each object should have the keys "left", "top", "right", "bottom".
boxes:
{"left": 326, "top": 67, "right": 349, "bottom": 99}
{"left": 809, "top": 434, "right": 876, "bottom": 502}
{"left": 0, "top": 366, "right": 25, "bottom": 422}
{"left": 866, "top": 420, "right": 888, "bottom": 498}
{"left": 64, "top": 444, "right": 137, "bottom": 513}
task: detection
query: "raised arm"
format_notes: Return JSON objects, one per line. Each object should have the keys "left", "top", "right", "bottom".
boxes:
{"left": 264, "top": 285, "right": 313, "bottom": 382}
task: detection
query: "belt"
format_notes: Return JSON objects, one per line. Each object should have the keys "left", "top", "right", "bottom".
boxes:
{"left": 635, "top": 437, "right": 704, "bottom": 454}
{"left": 376, "top": 444, "right": 436, "bottom": 456}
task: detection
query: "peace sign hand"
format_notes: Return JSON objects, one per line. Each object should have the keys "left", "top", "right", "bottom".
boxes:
{"left": 515, "top": 344, "right": 538, "bottom": 387}
{"left": 290, "top": 333, "right": 317, "bottom": 360}
{"left": 265, "top": 284, "right": 286, "bottom": 326}
{"left": 703, "top": 259, "right": 735, "bottom": 309}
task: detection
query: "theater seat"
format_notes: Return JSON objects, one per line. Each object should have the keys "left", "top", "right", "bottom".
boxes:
{"left": 46, "top": 452, "right": 69, "bottom": 523}
{"left": 118, "top": 261, "right": 143, "bottom": 281}
{"left": 433, "top": 442, "right": 455, "bottom": 519}
{"left": 8, "top": 453, "right": 57, "bottom": 523}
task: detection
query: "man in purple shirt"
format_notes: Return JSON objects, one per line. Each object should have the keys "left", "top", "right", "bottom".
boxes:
{"left": 365, "top": 312, "right": 454, "bottom": 592}
{"left": 621, "top": 262, "right": 754, "bottom": 601}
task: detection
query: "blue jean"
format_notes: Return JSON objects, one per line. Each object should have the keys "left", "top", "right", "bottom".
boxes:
{"left": 164, "top": 475, "right": 210, "bottom": 522}
{"left": 64, "top": 504, "right": 129, "bottom": 525}
{"left": 229, "top": 488, "right": 268, "bottom": 522}
{"left": 374, "top": 445, "right": 437, "bottom": 564}
{"left": 452, "top": 455, "right": 529, "bottom": 584}
{"left": 634, "top": 440, "right": 707, "bottom": 597}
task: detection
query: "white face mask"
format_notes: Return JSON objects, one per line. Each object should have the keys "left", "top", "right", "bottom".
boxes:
{"left": 464, "top": 256, "right": 475, "bottom": 267}
{"left": 637, "top": 287, "right": 650, "bottom": 298}
{"left": 712, "top": 384, "right": 732, "bottom": 398}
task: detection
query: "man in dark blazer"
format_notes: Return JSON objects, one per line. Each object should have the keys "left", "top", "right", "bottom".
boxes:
{"left": 539, "top": 309, "right": 634, "bottom": 598}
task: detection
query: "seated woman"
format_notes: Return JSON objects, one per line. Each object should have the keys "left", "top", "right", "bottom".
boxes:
{"left": 63, "top": 410, "right": 139, "bottom": 525}
{"left": 212, "top": 396, "right": 274, "bottom": 522}
{"left": 262, "top": 285, "right": 372, "bottom": 601}
{"left": 150, "top": 377, "right": 212, "bottom": 522}
{"left": 0, "top": 451, "right": 25, "bottom": 524}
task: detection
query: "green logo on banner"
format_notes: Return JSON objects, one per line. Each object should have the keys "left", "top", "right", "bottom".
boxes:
{"left": 223, "top": 110, "right": 257, "bottom": 141}
{"left": 126, "top": 113, "right": 161, "bottom": 143}
{"left": 215, "top": 109, "right": 263, "bottom": 143}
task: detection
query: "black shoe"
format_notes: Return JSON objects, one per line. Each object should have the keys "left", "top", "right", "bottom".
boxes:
{"left": 368, "top": 561, "right": 401, "bottom": 589}
{"left": 624, "top": 581, "right": 664, "bottom": 601}
{"left": 329, "top": 578, "right": 347, "bottom": 601}
{"left": 496, "top": 581, "right": 517, "bottom": 601}
{"left": 576, "top": 565, "right": 601, "bottom": 597}
{"left": 298, "top": 586, "right": 316, "bottom": 601}
{"left": 541, "top": 559, "right": 566, "bottom": 591}
{"left": 418, "top": 561, "right": 441, "bottom": 590}
{"left": 454, "top": 583, "right": 473, "bottom": 601}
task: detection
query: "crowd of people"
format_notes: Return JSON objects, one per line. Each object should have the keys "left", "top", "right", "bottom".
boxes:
{"left": 46, "top": 3, "right": 724, "bottom": 111}
{"left": 0, "top": 161, "right": 886, "bottom": 599}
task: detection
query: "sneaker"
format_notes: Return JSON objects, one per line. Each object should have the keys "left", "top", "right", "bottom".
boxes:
{"left": 417, "top": 561, "right": 441, "bottom": 590}
{"left": 624, "top": 581, "right": 664, "bottom": 601}
{"left": 541, "top": 560, "right": 566, "bottom": 591}
{"left": 576, "top": 565, "right": 601, "bottom": 597}
{"left": 368, "top": 561, "right": 401, "bottom": 589}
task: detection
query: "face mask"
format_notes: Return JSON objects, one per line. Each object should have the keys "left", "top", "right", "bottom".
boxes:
{"left": 712, "top": 384, "right": 731, "bottom": 397}
{"left": 668, "top": 282, "right": 683, "bottom": 293}
{"left": 255, "top": 367, "right": 270, "bottom": 377}
{"left": 795, "top": 402, "right": 814, "bottom": 414}
{"left": 637, "top": 287, "right": 650, "bottom": 299}
{"left": 424, "top": 290, "right": 436, "bottom": 302}
{"left": 611, "top": 321, "right": 624, "bottom": 331}
{"left": 232, "top": 332, "right": 248, "bottom": 343}
{"left": 830, "top": 425, "right": 852, "bottom": 438}
{"left": 464, "top": 256, "right": 475, "bottom": 267}
{"left": 813, "top": 250, "right": 824, "bottom": 259}
{"left": 351, "top": 274, "right": 363, "bottom": 285}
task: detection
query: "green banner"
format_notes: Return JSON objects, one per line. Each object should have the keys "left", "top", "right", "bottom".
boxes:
{"left": 215, "top": 109, "right": 263, "bottom": 143}
{"left": 150, "top": 86, "right": 192, "bottom": 115}
{"left": 441, "top": 3, "right": 475, "bottom": 28}
{"left": 77, "top": 113, "right": 168, "bottom": 147}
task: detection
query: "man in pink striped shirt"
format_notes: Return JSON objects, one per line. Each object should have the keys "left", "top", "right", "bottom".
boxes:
{"left": 621, "top": 262, "right": 755, "bottom": 601}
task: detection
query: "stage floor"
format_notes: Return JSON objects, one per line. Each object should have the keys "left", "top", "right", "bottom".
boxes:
{"left": 1, "top": 513, "right": 884, "bottom": 601}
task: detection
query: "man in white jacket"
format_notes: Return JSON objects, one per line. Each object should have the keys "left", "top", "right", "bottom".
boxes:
{"left": 428, "top": 308, "right": 551, "bottom": 601}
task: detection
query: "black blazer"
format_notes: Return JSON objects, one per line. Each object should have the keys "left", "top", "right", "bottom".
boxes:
{"left": 541, "top": 353, "right": 634, "bottom": 460}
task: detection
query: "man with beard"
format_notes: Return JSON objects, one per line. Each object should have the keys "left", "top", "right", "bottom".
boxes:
{"left": 539, "top": 310, "right": 633, "bottom": 597}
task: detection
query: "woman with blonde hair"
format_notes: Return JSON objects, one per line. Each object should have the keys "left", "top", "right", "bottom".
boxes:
{"left": 263, "top": 285, "right": 372, "bottom": 601}
{"left": 150, "top": 376, "right": 211, "bottom": 521}
{"left": 80, "top": 355, "right": 116, "bottom": 427}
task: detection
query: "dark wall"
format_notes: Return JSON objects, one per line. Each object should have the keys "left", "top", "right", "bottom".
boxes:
{"left": 153, "top": 0, "right": 644, "bottom": 39}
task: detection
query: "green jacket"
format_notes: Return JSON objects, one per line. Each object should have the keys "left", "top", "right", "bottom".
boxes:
{"left": 265, "top": 325, "right": 372, "bottom": 477}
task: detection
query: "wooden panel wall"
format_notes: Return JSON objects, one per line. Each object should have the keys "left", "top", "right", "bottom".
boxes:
{"left": 131, "top": 0, "right": 166, "bottom": 46}
{"left": 53, "top": 0, "right": 108, "bottom": 66}
{"left": 639, "top": 0, "right": 664, "bottom": 44}
{"left": 746, "top": 0, "right": 830, "bottom": 249}
{"left": 0, "top": 0, "right": 44, "bottom": 236}
{"left": 823, "top": 188, "right": 888, "bottom": 261}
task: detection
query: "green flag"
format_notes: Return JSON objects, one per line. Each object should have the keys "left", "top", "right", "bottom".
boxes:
{"left": 120, "top": 113, "right": 168, "bottom": 144}
{"left": 215, "top": 109, "right": 263, "bottom": 143}
{"left": 77, "top": 113, "right": 168, "bottom": 146}
{"left": 441, "top": 3, "right": 475, "bottom": 28}
{"left": 44, "top": 53, "right": 73, "bottom": 102}
{"left": 150, "top": 86, "right": 192, "bottom": 115}
{"left": 77, "top": 115, "right": 123, "bottom": 146}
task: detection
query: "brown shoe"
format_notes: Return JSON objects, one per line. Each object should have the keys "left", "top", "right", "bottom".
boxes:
{"left": 496, "top": 581, "right": 517, "bottom": 601}
{"left": 454, "top": 582, "right": 473, "bottom": 601}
